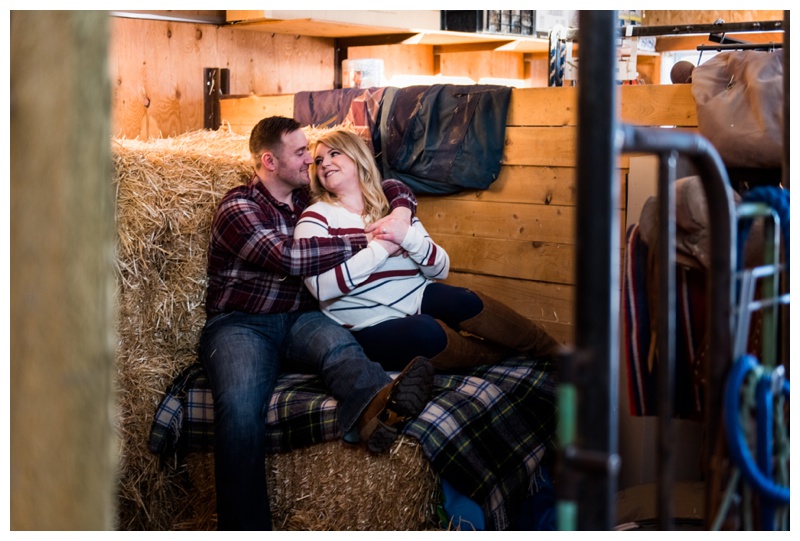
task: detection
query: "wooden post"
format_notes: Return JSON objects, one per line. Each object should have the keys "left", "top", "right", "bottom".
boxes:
{"left": 204, "top": 67, "right": 230, "bottom": 130}
{"left": 10, "top": 11, "right": 116, "bottom": 530}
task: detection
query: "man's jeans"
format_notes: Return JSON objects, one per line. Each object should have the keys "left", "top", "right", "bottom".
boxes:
{"left": 198, "top": 309, "right": 392, "bottom": 530}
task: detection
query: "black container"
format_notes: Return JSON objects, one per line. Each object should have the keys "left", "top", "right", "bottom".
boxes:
{"left": 441, "top": 10, "right": 535, "bottom": 36}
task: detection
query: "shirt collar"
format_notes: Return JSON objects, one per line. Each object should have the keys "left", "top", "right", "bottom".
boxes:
{"left": 250, "top": 175, "right": 311, "bottom": 211}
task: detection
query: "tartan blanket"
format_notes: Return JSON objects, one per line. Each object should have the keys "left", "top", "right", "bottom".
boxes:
{"left": 148, "top": 355, "right": 558, "bottom": 530}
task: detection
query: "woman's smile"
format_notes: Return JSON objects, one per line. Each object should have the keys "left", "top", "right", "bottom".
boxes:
{"left": 315, "top": 143, "right": 358, "bottom": 193}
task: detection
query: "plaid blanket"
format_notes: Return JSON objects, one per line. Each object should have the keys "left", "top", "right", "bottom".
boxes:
{"left": 148, "top": 355, "right": 558, "bottom": 530}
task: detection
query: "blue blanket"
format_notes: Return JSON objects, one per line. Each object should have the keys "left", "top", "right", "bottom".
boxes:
{"left": 148, "top": 355, "right": 558, "bottom": 530}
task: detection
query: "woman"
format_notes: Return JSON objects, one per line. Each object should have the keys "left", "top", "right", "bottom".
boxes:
{"left": 294, "top": 129, "right": 561, "bottom": 371}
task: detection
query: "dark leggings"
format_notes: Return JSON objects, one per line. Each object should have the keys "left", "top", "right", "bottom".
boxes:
{"left": 351, "top": 283, "right": 483, "bottom": 371}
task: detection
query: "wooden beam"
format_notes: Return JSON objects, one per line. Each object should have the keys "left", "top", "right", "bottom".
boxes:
{"left": 11, "top": 10, "right": 116, "bottom": 530}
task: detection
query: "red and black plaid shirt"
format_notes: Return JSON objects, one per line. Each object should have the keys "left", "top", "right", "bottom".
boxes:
{"left": 205, "top": 175, "right": 416, "bottom": 316}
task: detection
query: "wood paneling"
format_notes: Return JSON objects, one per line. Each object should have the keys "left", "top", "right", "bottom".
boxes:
{"left": 434, "top": 233, "right": 575, "bottom": 284}
{"left": 445, "top": 271, "right": 575, "bottom": 325}
{"left": 507, "top": 85, "right": 697, "bottom": 127}
{"left": 109, "top": 16, "right": 334, "bottom": 139}
{"left": 502, "top": 126, "right": 579, "bottom": 167}
{"left": 643, "top": 10, "right": 783, "bottom": 26}
{"left": 346, "top": 44, "right": 435, "bottom": 83}
{"left": 438, "top": 49, "right": 525, "bottom": 82}
{"left": 220, "top": 94, "right": 294, "bottom": 133}
{"left": 619, "top": 85, "right": 698, "bottom": 126}
{"left": 417, "top": 199, "right": 578, "bottom": 245}
{"left": 441, "top": 165, "right": 626, "bottom": 209}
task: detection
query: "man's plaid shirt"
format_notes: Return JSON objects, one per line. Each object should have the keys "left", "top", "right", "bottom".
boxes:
{"left": 205, "top": 176, "right": 417, "bottom": 316}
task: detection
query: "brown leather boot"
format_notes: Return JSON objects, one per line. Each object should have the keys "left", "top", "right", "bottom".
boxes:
{"left": 429, "top": 319, "right": 508, "bottom": 370}
{"left": 357, "top": 356, "right": 434, "bottom": 453}
{"left": 459, "top": 291, "right": 562, "bottom": 359}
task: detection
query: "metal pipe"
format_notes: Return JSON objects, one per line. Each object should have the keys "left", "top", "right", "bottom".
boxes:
{"left": 620, "top": 124, "right": 737, "bottom": 529}
{"left": 656, "top": 151, "right": 678, "bottom": 530}
{"left": 697, "top": 43, "right": 782, "bottom": 51}
{"left": 567, "top": 10, "right": 620, "bottom": 531}
{"left": 621, "top": 20, "right": 784, "bottom": 38}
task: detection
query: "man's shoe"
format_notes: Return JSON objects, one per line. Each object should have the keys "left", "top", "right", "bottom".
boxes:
{"left": 357, "top": 356, "right": 434, "bottom": 453}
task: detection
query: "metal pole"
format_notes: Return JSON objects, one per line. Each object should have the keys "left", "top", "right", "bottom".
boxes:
{"left": 568, "top": 10, "right": 621, "bottom": 530}
{"left": 656, "top": 151, "right": 677, "bottom": 530}
{"left": 619, "top": 125, "right": 737, "bottom": 529}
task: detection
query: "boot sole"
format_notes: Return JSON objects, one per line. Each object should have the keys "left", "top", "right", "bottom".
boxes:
{"left": 386, "top": 356, "right": 434, "bottom": 419}
{"left": 362, "top": 357, "right": 434, "bottom": 454}
{"left": 365, "top": 421, "right": 400, "bottom": 453}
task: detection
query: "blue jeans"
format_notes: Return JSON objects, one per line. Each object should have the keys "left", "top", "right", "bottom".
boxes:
{"left": 198, "top": 309, "right": 392, "bottom": 530}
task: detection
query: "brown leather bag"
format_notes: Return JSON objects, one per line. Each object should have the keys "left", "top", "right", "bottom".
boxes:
{"left": 691, "top": 49, "right": 784, "bottom": 169}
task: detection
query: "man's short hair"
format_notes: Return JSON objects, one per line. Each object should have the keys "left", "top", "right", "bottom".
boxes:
{"left": 249, "top": 116, "right": 302, "bottom": 167}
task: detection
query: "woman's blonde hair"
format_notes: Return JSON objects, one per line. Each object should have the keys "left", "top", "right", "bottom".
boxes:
{"left": 309, "top": 129, "right": 389, "bottom": 225}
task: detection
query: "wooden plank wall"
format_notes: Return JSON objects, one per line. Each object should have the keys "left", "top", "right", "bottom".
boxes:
{"left": 420, "top": 85, "right": 697, "bottom": 345}
{"left": 109, "top": 16, "right": 543, "bottom": 138}
{"left": 219, "top": 84, "right": 698, "bottom": 346}
{"left": 108, "top": 11, "right": 781, "bottom": 138}
{"left": 109, "top": 16, "right": 336, "bottom": 139}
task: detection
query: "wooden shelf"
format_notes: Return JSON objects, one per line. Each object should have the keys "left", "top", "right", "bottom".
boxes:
{"left": 225, "top": 11, "right": 551, "bottom": 52}
{"left": 226, "top": 17, "right": 422, "bottom": 39}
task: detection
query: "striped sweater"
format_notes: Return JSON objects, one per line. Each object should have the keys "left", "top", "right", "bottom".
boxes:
{"left": 294, "top": 201, "right": 449, "bottom": 330}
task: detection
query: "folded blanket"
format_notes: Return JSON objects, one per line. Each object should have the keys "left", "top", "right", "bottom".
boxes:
{"left": 148, "top": 355, "right": 558, "bottom": 530}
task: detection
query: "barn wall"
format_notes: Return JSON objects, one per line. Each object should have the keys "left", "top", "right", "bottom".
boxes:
{"left": 109, "top": 11, "right": 784, "bottom": 139}
{"left": 109, "top": 16, "right": 336, "bottom": 139}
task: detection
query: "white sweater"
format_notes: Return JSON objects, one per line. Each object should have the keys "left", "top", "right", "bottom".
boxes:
{"left": 294, "top": 201, "right": 450, "bottom": 330}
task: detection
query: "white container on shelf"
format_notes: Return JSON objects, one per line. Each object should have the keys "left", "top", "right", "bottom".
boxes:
{"left": 342, "top": 59, "right": 384, "bottom": 88}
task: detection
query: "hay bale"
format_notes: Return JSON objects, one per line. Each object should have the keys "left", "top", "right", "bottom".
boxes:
{"left": 113, "top": 128, "right": 441, "bottom": 530}
{"left": 113, "top": 129, "right": 252, "bottom": 530}
{"left": 183, "top": 437, "right": 440, "bottom": 531}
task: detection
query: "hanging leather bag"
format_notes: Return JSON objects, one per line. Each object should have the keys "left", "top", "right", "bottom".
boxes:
{"left": 691, "top": 49, "right": 784, "bottom": 169}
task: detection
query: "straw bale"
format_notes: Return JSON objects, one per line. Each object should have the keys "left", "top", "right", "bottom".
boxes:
{"left": 112, "top": 127, "right": 441, "bottom": 531}
{"left": 183, "top": 436, "right": 441, "bottom": 531}
{"left": 113, "top": 128, "right": 252, "bottom": 530}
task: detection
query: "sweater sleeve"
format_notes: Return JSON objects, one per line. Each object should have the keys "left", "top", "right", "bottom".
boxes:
{"left": 399, "top": 217, "right": 450, "bottom": 280}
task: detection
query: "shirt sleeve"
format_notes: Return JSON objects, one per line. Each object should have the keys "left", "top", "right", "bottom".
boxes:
{"left": 212, "top": 195, "right": 369, "bottom": 277}
{"left": 382, "top": 178, "right": 417, "bottom": 216}
{"left": 294, "top": 207, "right": 391, "bottom": 301}
{"left": 399, "top": 217, "right": 450, "bottom": 280}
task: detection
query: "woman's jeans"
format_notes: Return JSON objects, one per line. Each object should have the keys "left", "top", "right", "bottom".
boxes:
{"left": 198, "top": 309, "right": 392, "bottom": 530}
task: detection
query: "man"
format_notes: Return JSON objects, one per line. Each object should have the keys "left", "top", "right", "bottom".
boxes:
{"left": 198, "top": 116, "right": 433, "bottom": 530}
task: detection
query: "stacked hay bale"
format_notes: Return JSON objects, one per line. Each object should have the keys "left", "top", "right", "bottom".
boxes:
{"left": 187, "top": 437, "right": 438, "bottom": 530}
{"left": 112, "top": 128, "right": 440, "bottom": 530}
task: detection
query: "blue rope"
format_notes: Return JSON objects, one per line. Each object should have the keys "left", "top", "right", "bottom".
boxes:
{"left": 724, "top": 354, "right": 790, "bottom": 504}
{"left": 737, "top": 186, "right": 790, "bottom": 271}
